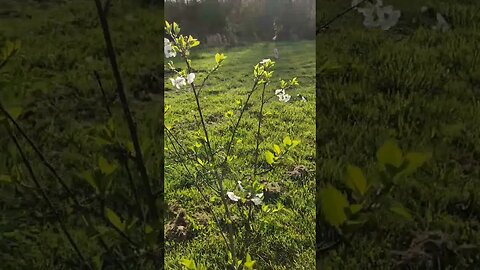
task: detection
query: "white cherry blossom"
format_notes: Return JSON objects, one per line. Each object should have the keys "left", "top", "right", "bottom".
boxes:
{"left": 170, "top": 76, "right": 186, "bottom": 89}
{"left": 227, "top": 191, "right": 241, "bottom": 202}
{"left": 164, "top": 38, "right": 176, "bottom": 58}
{"left": 187, "top": 73, "right": 195, "bottom": 84}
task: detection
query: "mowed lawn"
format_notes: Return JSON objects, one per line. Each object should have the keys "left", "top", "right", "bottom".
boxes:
{"left": 317, "top": 0, "right": 480, "bottom": 269}
{"left": 164, "top": 41, "right": 316, "bottom": 269}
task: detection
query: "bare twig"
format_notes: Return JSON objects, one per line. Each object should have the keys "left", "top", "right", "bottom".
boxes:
{"left": 187, "top": 65, "right": 215, "bottom": 160}
{"left": 93, "top": 70, "right": 112, "bottom": 116}
{"left": 317, "top": 0, "right": 369, "bottom": 33}
{"left": 196, "top": 65, "right": 219, "bottom": 96}
{"left": 123, "top": 156, "right": 145, "bottom": 223}
{"left": 0, "top": 104, "right": 81, "bottom": 207}
{"left": 165, "top": 129, "right": 230, "bottom": 250}
{"left": 94, "top": 0, "right": 158, "bottom": 222}
{"left": 222, "top": 80, "right": 259, "bottom": 165}
{"left": 252, "top": 83, "right": 267, "bottom": 178}
{"left": 165, "top": 127, "right": 220, "bottom": 194}
{"left": 5, "top": 123, "right": 91, "bottom": 269}
{"left": 169, "top": 34, "right": 215, "bottom": 161}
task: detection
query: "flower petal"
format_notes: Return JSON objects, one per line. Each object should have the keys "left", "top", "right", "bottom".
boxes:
{"left": 187, "top": 73, "right": 195, "bottom": 84}
{"left": 227, "top": 191, "right": 240, "bottom": 202}
{"left": 251, "top": 197, "right": 262, "bottom": 205}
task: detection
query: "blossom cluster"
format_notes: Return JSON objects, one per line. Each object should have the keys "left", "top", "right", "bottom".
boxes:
{"left": 352, "top": 0, "right": 401, "bottom": 30}
{"left": 170, "top": 73, "right": 195, "bottom": 89}
{"left": 226, "top": 181, "right": 264, "bottom": 206}
{"left": 164, "top": 38, "right": 176, "bottom": 58}
{"left": 275, "top": 89, "right": 291, "bottom": 102}
{"left": 164, "top": 38, "right": 196, "bottom": 89}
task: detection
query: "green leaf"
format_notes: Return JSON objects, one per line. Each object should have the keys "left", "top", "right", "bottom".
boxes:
{"left": 0, "top": 175, "right": 12, "bottom": 184}
{"left": 98, "top": 157, "right": 117, "bottom": 176}
{"left": 173, "top": 22, "right": 181, "bottom": 35}
{"left": 126, "top": 217, "right": 139, "bottom": 232}
{"left": 191, "top": 40, "right": 200, "bottom": 47}
{"left": 92, "top": 254, "right": 103, "bottom": 270}
{"left": 179, "top": 258, "right": 196, "bottom": 269}
{"left": 265, "top": 150, "right": 275, "bottom": 165}
{"left": 224, "top": 110, "right": 234, "bottom": 118}
{"left": 343, "top": 216, "right": 368, "bottom": 232}
{"left": 91, "top": 135, "right": 111, "bottom": 147}
{"left": 187, "top": 36, "right": 200, "bottom": 47}
{"left": 389, "top": 201, "right": 413, "bottom": 221}
{"left": 78, "top": 171, "right": 98, "bottom": 193}
{"left": 291, "top": 139, "right": 300, "bottom": 148}
{"left": 345, "top": 165, "right": 368, "bottom": 196}
{"left": 105, "top": 208, "right": 125, "bottom": 232}
{"left": 290, "top": 77, "right": 299, "bottom": 86}
{"left": 273, "top": 144, "right": 281, "bottom": 156}
{"left": 6, "top": 106, "right": 22, "bottom": 120}
{"left": 227, "top": 251, "right": 233, "bottom": 264}
{"left": 376, "top": 139, "right": 403, "bottom": 168}
{"left": 401, "top": 152, "right": 431, "bottom": 175}
{"left": 178, "top": 35, "right": 186, "bottom": 48}
{"left": 320, "top": 185, "right": 349, "bottom": 228}
{"left": 165, "top": 21, "right": 171, "bottom": 33}
{"left": 215, "top": 53, "right": 226, "bottom": 64}
{"left": 243, "top": 253, "right": 255, "bottom": 269}
{"left": 283, "top": 136, "right": 292, "bottom": 146}
{"left": 126, "top": 142, "right": 135, "bottom": 154}
{"left": 349, "top": 204, "right": 363, "bottom": 215}
{"left": 1, "top": 40, "right": 20, "bottom": 61}
{"left": 144, "top": 225, "right": 153, "bottom": 234}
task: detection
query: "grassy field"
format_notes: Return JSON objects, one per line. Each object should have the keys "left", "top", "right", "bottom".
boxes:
{"left": 0, "top": 1, "right": 166, "bottom": 269}
{"left": 0, "top": 0, "right": 316, "bottom": 269}
{"left": 5, "top": 0, "right": 479, "bottom": 268}
{"left": 317, "top": 0, "right": 480, "bottom": 269}
{"left": 164, "top": 41, "right": 316, "bottom": 268}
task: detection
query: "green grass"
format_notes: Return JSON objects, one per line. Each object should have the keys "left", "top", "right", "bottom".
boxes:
{"left": 1, "top": 1, "right": 166, "bottom": 269}
{"left": 317, "top": 0, "right": 480, "bottom": 269}
{"left": 0, "top": 0, "right": 316, "bottom": 269}
{"left": 164, "top": 41, "right": 316, "bottom": 269}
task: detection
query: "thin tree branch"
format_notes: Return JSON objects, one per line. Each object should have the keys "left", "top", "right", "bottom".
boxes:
{"left": 168, "top": 34, "right": 215, "bottom": 161}
{"left": 94, "top": 0, "right": 158, "bottom": 222}
{"left": 93, "top": 70, "right": 112, "bottom": 116}
{"left": 317, "top": 0, "right": 369, "bottom": 33}
{"left": 196, "top": 65, "right": 219, "bottom": 96}
{"left": 165, "top": 127, "right": 220, "bottom": 194}
{"left": 5, "top": 123, "right": 91, "bottom": 269}
{"left": 0, "top": 103, "right": 81, "bottom": 207}
{"left": 222, "top": 80, "right": 259, "bottom": 166}
{"left": 188, "top": 67, "right": 215, "bottom": 161}
{"left": 122, "top": 155, "right": 145, "bottom": 224}
{"left": 252, "top": 83, "right": 267, "bottom": 178}
{"left": 165, "top": 128, "right": 230, "bottom": 256}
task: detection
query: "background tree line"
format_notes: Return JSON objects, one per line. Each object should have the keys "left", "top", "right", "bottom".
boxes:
{"left": 165, "top": 0, "right": 315, "bottom": 45}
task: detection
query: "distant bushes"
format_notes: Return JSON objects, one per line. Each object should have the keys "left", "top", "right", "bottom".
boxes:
{"left": 165, "top": 0, "right": 315, "bottom": 44}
